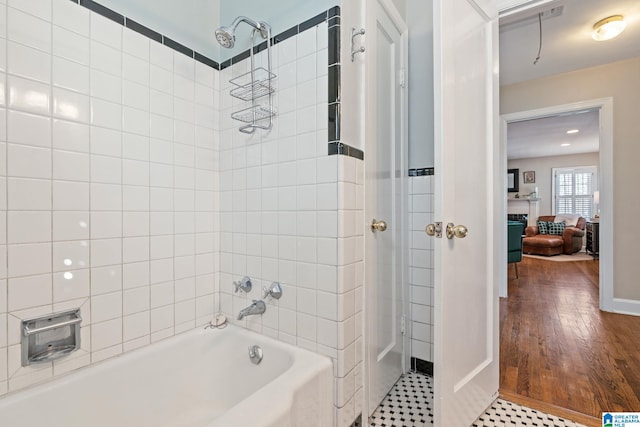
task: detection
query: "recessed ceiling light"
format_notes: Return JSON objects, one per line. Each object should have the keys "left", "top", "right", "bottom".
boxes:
{"left": 592, "top": 15, "right": 626, "bottom": 41}
{"left": 566, "top": 129, "right": 579, "bottom": 134}
{"left": 561, "top": 143, "right": 571, "bottom": 147}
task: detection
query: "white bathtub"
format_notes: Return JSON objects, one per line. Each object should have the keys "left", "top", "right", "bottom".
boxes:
{"left": 0, "top": 325, "right": 334, "bottom": 427}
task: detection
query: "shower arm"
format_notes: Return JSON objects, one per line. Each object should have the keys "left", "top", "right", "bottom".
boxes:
{"left": 230, "top": 16, "right": 269, "bottom": 40}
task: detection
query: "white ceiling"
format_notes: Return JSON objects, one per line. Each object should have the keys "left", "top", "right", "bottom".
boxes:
{"left": 499, "top": 0, "right": 640, "bottom": 86}
{"left": 507, "top": 110, "right": 599, "bottom": 159}
{"left": 500, "top": 0, "right": 640, "bottom": 159}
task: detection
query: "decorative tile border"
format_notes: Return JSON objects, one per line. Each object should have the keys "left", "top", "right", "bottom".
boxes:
{"left": 324, "top": 7, "right": 363, "bottom": 161}
{"left": 71, "top": 0, "right": 221, "bottom": 69}
{"left": 411, "top": 357, "right": 434, "bottom": 375}
{"left": 327, "top": 7, "right": 341, "bottom": 148}
{"left": 328, "top": 142, "right": 364, "bottom": 160}
{"left": 219, "top": 7, "right": 340, "bottom": 69}
{"left": 74, "top": 0, "right": 358, "bottom": 162}
{"left": 409, "top": 167, "right": 435, "bottom": 176}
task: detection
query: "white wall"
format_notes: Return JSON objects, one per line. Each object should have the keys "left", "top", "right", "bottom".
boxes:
{"left": 507, "top": 152, "right": 599, "bottom": 216}
{"left": 391, "top": 0, "right": 407, "bottom": 17}
{"left": 501, "top": 56, "right": 640, "bottom": 301}
{"left": 100, "top": 0, "right": 221, "bottom": 60}
{"left": 406, "top": 0, "right": 434, "bottom": 169}
{"left": 0, "top": 0, "right": 218, "bottom": 394}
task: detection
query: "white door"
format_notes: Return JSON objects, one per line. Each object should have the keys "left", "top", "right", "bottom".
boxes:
{"left": 364, "top": 0, "right": 408, "bottom": 415}
{"left": 431, "top": 0, "right": 500, "bottom": 425}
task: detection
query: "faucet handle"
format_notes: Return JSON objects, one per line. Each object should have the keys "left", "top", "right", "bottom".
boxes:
{"left": 233, "top": 276, "right": 252, "bottom": 293}
{"left": 262, "top": 282, "right": 283, "bottom": 300}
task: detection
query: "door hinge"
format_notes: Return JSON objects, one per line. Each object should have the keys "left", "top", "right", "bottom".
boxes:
{"left": 400, "top": 316, "right": 406, "bottom": 335}
{"left": 399, "top": 68, "right": 406, "bottom": 88}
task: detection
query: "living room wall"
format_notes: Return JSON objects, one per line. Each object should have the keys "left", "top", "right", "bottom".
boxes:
{"left": 501, "top": 56, "right": 640, "bottom": 302}
{"left": 508, "top": 152, "right": 600, "bottom": 217}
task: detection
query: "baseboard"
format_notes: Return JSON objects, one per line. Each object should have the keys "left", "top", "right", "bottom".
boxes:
{"left": 411, "top": 357, "right": 433, "bottom": 375}
{"left": 499, "top": 390, "right": 601, "bottom": 427}
{"left": 610, "top": 298, "right": 640, "bottom": 317}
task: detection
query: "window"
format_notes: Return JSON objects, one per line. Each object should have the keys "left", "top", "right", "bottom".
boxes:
{"left": 552, "top": 166, "right": 597, "bottom": 219}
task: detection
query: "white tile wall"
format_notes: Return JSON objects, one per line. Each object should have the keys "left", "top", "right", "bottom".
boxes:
{"left": 0, "top": 5, "right": 363, "bottom": 426}
{"left": 0, "top": 0, "right": 218, "bottom": 395}
{"left": 216, "top": 21, "right": 363, "bottom": 427}
{"left": 409, "top": 175, "right": 435, "bottom": 362}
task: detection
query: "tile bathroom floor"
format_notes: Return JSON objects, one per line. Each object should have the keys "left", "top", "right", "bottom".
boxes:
{"left": 369, "top": 372, "right": 587, "bottom": 427}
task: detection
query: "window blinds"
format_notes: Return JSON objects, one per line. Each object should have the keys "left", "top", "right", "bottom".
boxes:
{"left": 554, "top": 167, "right": 596, "bottom": 219}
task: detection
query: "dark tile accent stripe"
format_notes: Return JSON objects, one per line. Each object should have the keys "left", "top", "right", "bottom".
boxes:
{"left": 328, "top": 65, "right": 340, "bottom": 104}
{"left": 80, "top": 0, "right": 124, "bottom": 25}
{"left": 233, "top": 48, "right": 251, "bottom": 63}
{"left": 411, "top": 357, "right": 434, "bottom": 375}
{"left": 328, "top": 25, "right": 340, "bottom": 66}
{"left": 300, "top": 11, "right": 328, "bottom": 32}
{"left": 73, "top": 0, "right": 219, "bottom": 69}
{"left": 328, "top": 142, "right": 364, "bottom": 160}
{"left": 324, "top": 6, "right": 357, "bottom": 161}
{"left": 220, "top": 8, "right": 336, "bottom": 70}
{"left": 162, "top": 37, "right": 193, "bottom": 57}
{"left": 253, "top": 40, "right": 268, "bottom": 54}
{"left": 273, "top": 25, "right": 299, "bottom": 45}
{"left": 125, "top": 18, "right": 162, "bottom": 43}
{"left": 328, "top": 103, "right": 340, "bottom": 142}
{"left": 194, "top": 52, "right": 219, "bottom": 69}
{"left": 409, "top": 167, "right": 435, "bottom": 176}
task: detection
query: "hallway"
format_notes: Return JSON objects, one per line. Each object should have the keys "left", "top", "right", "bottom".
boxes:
{"left": 500, "top": 256, "right": 640, "bottom": 422}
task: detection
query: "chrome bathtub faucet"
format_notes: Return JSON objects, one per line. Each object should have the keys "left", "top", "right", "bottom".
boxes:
{"left": 237, "top": 300, "right": 266, "bottom": 320}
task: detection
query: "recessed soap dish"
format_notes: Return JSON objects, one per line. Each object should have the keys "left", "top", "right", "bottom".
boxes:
{"left": 21, "top": 309, "right": 82, "bottom": 366}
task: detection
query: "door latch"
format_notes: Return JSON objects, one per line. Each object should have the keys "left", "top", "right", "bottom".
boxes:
{"left": 425, "top": 222, "right": 443, "bottom": 238}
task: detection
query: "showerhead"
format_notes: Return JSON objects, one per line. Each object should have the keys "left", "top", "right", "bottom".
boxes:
{"left": 215, "top": 26, "right": 236, "bottom": 49}
{"left": 215, "top": 16, "right": 270, "bottom": 49}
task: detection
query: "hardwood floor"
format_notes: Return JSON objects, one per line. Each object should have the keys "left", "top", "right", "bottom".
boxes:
{"left": 500, "top": 256, "right": 640, "bottom": 423}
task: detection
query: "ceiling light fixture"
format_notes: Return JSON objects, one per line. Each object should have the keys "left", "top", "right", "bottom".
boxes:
{"left": 561, "top": 143, "right": 571, "bottom": 147}
{"left": 592, "top": 15, "right": 626, "bottom": 41}
{"left": 566, "top": 129, "right": 579, "bottom": 134}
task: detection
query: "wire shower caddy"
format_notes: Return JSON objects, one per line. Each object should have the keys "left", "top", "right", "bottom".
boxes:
{"left": 229, "top": 24, "right": 276, "bottom": 133}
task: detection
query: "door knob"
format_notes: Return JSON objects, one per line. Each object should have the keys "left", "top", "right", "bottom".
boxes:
{"left": 446, "top": 223, "right": 468, "bottom": 239}
{"left": 371, "top": 219, "right": 387, "bottom": 232}
{"left": 425, "top": 222, "right": 442, "bottom": 238}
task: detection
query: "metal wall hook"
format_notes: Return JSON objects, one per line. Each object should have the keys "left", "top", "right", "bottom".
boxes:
{"left": 351, "top": 27, "right": 365, "bottom": 62}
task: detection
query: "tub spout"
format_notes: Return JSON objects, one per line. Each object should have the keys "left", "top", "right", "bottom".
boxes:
{"left": 237, "top": 300, "right": 266, "bottom": 320}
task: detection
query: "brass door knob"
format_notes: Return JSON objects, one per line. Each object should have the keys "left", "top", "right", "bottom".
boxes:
{"left": 371, "top": 219, "right": 387, "bottom": 232}
{"left": 425, "top": 222, "right": 442, "bottom": 238}
{"left": 446, "top": 223, "right": 468, "bottom": 239}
